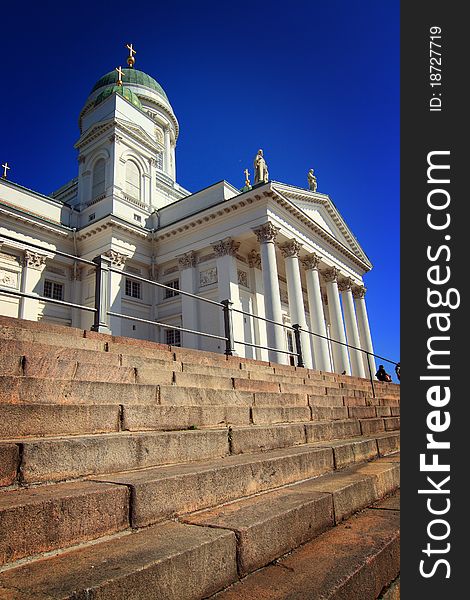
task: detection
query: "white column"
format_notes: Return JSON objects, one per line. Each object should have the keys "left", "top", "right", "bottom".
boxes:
{"left": 248, "top": 250, "right": 269, "bottom": 362}
{"left": 302, "top": 253, "right": 332, "bottom": 372}
{"left": 104, "top": 250, "right": 128, "bottom": 337}
{"left": 212, "top": 238, "right": 244, "bottom": 357}
{"left": 253, "top": 223, "right": 286, "bottom": 365}
{"left": 148, "top": 258, "right": 159, "bottom": 343}
{"left": 322, "top": 267, "right": 350, "bottom": 374}
{"left": 164, "top": 126, "right": 171, "bottom": 177}
{"left": 69, "top": 264, "right": 82, "bottom": 328}
{"left": 279, "top": 239, "right": 313, "bottom": 369}
{"left": 178, "top": 251, "right": 199, "bottom": 350}
{"left": 353, "top": 285, "right": 377, "bottom": 376}
{"left": 19, "top": 251, "right": 48, "bottom": 321}
{"left": 171, "top": 143, "right": 176, "bottom": 181}
{"left": 339, "top": 278, "right": 366, "bottom": 378}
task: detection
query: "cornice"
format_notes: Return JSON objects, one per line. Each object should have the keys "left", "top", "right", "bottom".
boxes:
{"left": 0, "top": 203, "right": 71, "bottom": 238}
{"left": 75, "top": 215, "right": 150, "bottom": 241}
{"left": 270, "top": 188, "right": 371, "bottom": 272}
{"left": 272, "top": 182, "right": 371, "bottom": 268}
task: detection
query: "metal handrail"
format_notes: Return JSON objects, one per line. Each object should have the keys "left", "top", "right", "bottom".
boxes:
{"left": 107, "top": 311, "right": 228, "bottom": 342}
{"left": 230, "top": 306, "right": 295, "bottom": 330}
{"left": 0, "top": 287, "right": 97, "bottom": 312}
{"left": 109, "top": 266, "right": 223, "bottom": 308}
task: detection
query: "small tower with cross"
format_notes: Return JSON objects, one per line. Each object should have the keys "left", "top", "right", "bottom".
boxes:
{"left": 126, "top": 43, "right": 136, "bottom": 68}
{"left": 1, "top": 162, "right": 10, "bottom": 179}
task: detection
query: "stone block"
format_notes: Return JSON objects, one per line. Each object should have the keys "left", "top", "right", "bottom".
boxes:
{"left": 305, "top": 419, "right": 361, "bottom": 442}
{"left": 254, "top": 391, "right": 308, "bottom": 407}
{"left": 0, "top": 522, "right": 238, "bottom": 600}
{"left": 0, "top": 481, "right": 129, "bottom": 565}
{"left": 0, "top": 377, "right": 158, "bottom": 405}
{"left": 0, "top": 404, "right": 121, "bottom": 438}
{"left": 21, "top": 429, "right": 230, "bottom": 483}
{"left": 360, "top": 418, "right": 385, "bottom": 435}
{"left": 231, "top": 423, "right": 306, "bottom": 454}
{"left": 251, "top": 406, "right": 311, "bottom": 425}
{"left": 0, "top": 444, "right": 19, "bottom": 487}
{"left": 348, "top": 406, "right": 376, "bottom": 419}
{"left": 185, "top": 485, "right": 334, "bottom": 576}
{"left": 123, "top": 405, "right": 250, "bottom": 430}
{"left": 159, "top": 385, "right": 253, "bottom": 406}
{"left": 310, "top": 406, "right": 348, "bottom": 421}
{"left": 384, "top": 417, "right": 400, "bottom": 431}
{"left": 376, "top": 433, "right": 400, "bottom": 456}
{"left": 233, "top": 378, "right": 280, "bottom": 393}
{"left": 308, "top": 394, "right": 344, "bottom": 407}
{"left": 175, "top": 372, "right": 233, "bottom": 390}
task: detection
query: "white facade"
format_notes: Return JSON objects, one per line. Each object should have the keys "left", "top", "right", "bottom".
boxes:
{"left": 0, "top": 65, "right": 376, "bottom": 373}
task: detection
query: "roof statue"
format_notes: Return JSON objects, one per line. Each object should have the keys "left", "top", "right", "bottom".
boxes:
{"left": 1, "top": 162, "right": 10, "bottom": 179}
{"left": 254, "top": 149, "right": 269, "bottom": 184}
{"left": 126, "top": 43, "right": 136, "bottom": 68}
{"left": 308, "top": 168, "right": 317, "bottom": 192}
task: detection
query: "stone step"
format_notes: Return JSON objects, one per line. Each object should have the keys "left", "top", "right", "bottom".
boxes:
{"left": 184, "top": 457, "right": 399, "bottom": 577}
{"left": 253, "top": 391, "right": 308, "bottom": 406}
{"left": 211, "top": 491, "right": 400, "bottom": 600}
{"left": 0, "top": 521, "right": 238, "bottom": 600}
{"left": 311, "top": 405, "right": 349, "bottom": 421}
{"left": 92, "top": 443, "right": 336, "bottom": 527}
{"left": 0, "top": 376, "right": 160, "bottom": 405}
{"left": 18, "top": 429, "right": 230, "bottom": 484}
{"left": 123, "top": 404, "right": 251, "bottom": 430}
{"left": 251, "top": 406, "right": 311, "bottom": 425}
{"left": 0, "top": 444, "right": 19, "bottom": 487}
{"left": 159, "top": 385, "right": 254, "bottom": 406}
{"left": 305, "top": 419, "right": 362, "bottom": 442}
{"left": 0, "top": 404, "right": 121, "bottom": 438}
{"left": 0, "top": 481, "right": 129, "bottom": 565}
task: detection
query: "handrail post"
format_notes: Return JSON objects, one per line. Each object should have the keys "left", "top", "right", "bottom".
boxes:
{"left": 221, "top": 299, "right": 235, "bottom": 356}
{"left": 91, "top": 254, "right": 111, "bottom": 334}
{"left": 366, "top": 351, "right": 376, "bottom": 398}
{"left": 292, "top": 324, "right": 304, "bottom": 368}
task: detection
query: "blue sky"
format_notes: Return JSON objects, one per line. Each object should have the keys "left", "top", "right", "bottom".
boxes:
{"left": 1, "top": 0, "right": 400, "bottom": 372}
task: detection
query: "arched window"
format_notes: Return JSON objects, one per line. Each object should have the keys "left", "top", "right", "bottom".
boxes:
{"left": 92, "top": 158, "right": 106, "bottom": 200}
{"left": 126, "top": 160, "right": 141, "bottom": 200}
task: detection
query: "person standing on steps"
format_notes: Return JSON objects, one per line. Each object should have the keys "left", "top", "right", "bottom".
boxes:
{"left": 395, "top": 362, "right": 400, "bottom": 381}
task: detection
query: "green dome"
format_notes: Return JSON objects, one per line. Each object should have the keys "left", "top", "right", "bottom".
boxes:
{"left": 91, "top": 68, "right": 168, "bottom": 101}
{"left": 94, "top": 85, "right": 143, "bottom": 109}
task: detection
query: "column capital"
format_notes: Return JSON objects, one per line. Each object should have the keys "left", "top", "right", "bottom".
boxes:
{"left": 253, "top": 222, "right": 280, "bottom": 244}
{"left": 211, "top": 237, "right": 240, "bottom": 257}
{"left": 178, "top": 251, "right": 198, "bottom": 270}
{"left": 103, "top": 250, "right": 128, "bottom": 269}
{"left": 352, "top": 285, "right": 367, "bottom": 299}
{"left": 337, "top": 277, "right": 354, "bottom": 292}
{"left": 301, "top": 252, "right": 321, "bottom": 271}
{"left": 247, "top": 250, "right": 262, "bottom": 269}
{"left": 322, "top": 266, "right": 341, "bottom": 283}
{"left": 23, "top": 250, "right": 48, "bottom": 270}
{"left": 279, "top": 239, "right": 302, "bottom": 258}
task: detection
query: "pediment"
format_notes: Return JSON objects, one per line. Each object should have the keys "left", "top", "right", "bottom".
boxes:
{"left": 271, "top": 182, "right": 371, "bottom": 267}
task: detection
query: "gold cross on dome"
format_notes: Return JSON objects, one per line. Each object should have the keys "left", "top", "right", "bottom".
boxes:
{"left": 1, "top": 162, "right": 10, "bottom": 178}
{"left": 126, "top": 43, "right": 136, "bottom": 67}
{"left": 115, "top": 66, "right": 124, "bottom": 86}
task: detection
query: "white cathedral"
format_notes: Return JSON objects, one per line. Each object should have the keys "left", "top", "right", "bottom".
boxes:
{"left": 0, "top": 48, "right": 376, "bottom": 376}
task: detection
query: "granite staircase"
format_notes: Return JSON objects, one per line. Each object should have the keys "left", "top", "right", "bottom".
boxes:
{"left": 0, "top": 316, "right": 400, "bottom": 599}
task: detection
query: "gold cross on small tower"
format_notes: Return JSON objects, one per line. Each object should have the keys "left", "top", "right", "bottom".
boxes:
{"left": 126, "top": 43, "right": 136, "bottom": 68}
{"left": 115, "top": 66, "right": 124, "bottom": 86}
{"left": 244, "top": 168, "right": 250, "bottom": 187}
{"left": 1, "top": 162, "right": 10, "bottom": 179}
